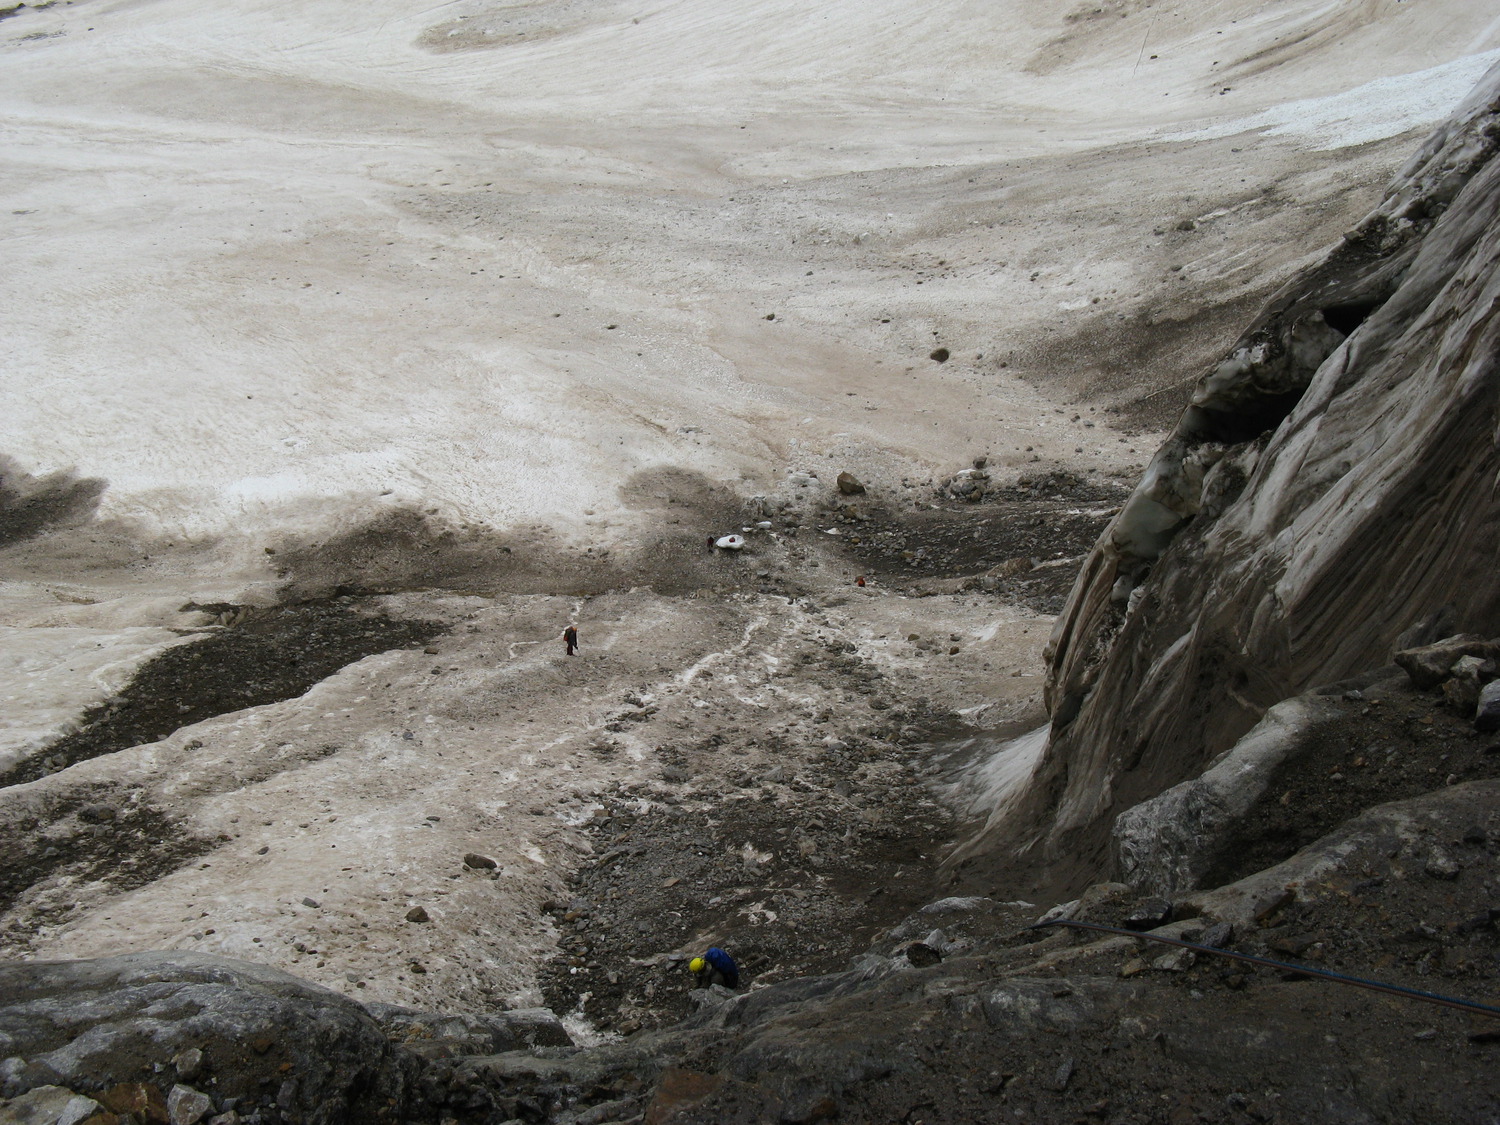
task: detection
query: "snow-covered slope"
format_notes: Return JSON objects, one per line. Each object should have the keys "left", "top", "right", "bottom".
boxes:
{"left": 4, "top": 0, "right": 1497, "bottom": 584}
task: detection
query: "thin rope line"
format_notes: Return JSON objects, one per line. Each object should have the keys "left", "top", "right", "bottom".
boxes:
{"left": 1026, "top": 918, "right": 1500, "bottom": 1019}
{"left": 1132, "top": 8, "right": 1158, "bottom": 77}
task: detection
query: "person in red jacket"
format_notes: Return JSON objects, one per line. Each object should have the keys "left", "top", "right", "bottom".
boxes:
{"left": 563, "top": 624, "right": 578, "bottom": 656}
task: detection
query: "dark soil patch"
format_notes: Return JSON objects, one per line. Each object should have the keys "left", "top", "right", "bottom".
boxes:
{"left": 1035, "top": 291, "right": 1269, "bottom": 434}
{"left": 0, "top": 785, "right": 215, "bottom": 925}
{"left": 1236, "top": 867, "right": 1500, "bottom": 1011}
{"left": 0, "top": 599, "right": 445, "bottom": 789}
{"left": 0, "top": 457, "right": 105, "bottom": 548}
{"left": 808, "top": 472, "right": 1126, "bottom": 613}
{"left": 1200, "top": 679, "right": 1500, "bottom": 890}
{"left": 538, "top": 699, "right": 960, "bottom": 1034}
{"left": 273, "top": 483, "right": 769, "bottom": 603}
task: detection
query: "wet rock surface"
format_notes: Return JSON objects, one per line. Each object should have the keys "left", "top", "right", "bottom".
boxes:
{"left": 1008, "top": 61, "right": 1500, "bottom": 894}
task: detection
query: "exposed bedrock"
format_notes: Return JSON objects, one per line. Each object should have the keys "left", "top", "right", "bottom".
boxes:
{"left": 1110, "top": 659, "right": 1500, "bottom": 897}
{"left": 985, "top": 63, "right": 1500, "bottom": 889}
{"left": 0, "top": 951, "right": 424, "bottom": 1123}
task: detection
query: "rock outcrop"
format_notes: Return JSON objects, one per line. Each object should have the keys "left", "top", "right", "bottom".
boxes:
{"left": 364, "top": 1002, "right": 571, "bottom": 1060}
{"left": 997, "top": 61, "right": 1500, "bottom": 888}
{"left": 0, "top": 952, "right": 422, "bottom": 1123}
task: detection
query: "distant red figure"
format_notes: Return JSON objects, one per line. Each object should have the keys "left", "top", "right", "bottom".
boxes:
{"left": 563, "top": 625, "right": 578, "bottom": 656}
{"left": 855, "top": 576, "right": 866, "bottom": 587}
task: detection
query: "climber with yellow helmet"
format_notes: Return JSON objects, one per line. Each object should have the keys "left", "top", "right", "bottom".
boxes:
{"left": 688, "top": 946, "right": 740, "bottom": 990}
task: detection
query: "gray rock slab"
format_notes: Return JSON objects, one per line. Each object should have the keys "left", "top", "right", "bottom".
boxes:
{"left": 1113, "top": 691, "right": 1345, "bottom": 896}
{"left": 0, "top": 1086, "right": 100, "bottom": 1125}
{"left": 363, "top": 1002, "right": 571, "bottom": 1059}
{"left": 1020, "top": 61, "right": 1500, "bottom": 890}
{"left": 0, "top": 951, "right": 418, "bottom": 1123}
{"left": 1188, "top": 780, "right": 1500, "bottom": 929}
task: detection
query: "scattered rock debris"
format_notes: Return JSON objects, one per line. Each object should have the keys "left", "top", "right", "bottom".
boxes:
{"left": 539, "top": 697, "right": 960, "bottom": 1032}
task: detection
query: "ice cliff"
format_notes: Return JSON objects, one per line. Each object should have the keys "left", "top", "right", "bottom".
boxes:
{"left": 989, "top": 62, "right": 1500, "bottom": 889}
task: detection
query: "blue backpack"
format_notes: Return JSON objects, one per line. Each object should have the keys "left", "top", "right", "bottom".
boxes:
{"left": 704, "top": 947, "right": 739, "bottom": 983}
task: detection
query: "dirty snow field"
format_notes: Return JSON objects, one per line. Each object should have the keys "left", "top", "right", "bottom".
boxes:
{"left": 2, "top": 0, "right": 1498, "bottom": 1015}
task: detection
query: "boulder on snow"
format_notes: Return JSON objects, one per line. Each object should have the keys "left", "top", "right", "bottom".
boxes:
{"left": 944, "top": 469, "right": 989, "bottom": 502}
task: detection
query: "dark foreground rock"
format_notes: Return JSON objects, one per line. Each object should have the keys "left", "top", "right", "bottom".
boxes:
{"left": 0, "top": 952, "right": 422, "bottom": 1124}
{"left": 6, "top": 844, "right": 1499, "bottom": 1125}
{"left": 364, "top": 1003, "right": 571, "bottom": 1061}
{"left": 1114, "top": 664, "right": 1500, "bottom": 897}
{"left": 461, "top": 762, "right": 1500, "bottom": 1124}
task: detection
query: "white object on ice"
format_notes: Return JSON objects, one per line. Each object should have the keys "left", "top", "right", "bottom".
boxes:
{"left": 715, "top": 534, "right": 745, "bottom": 549}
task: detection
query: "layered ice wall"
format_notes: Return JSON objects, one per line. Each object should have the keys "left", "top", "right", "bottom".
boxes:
{"left": 1000, "top": 62, "right": 1500, "bottom": 885}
